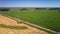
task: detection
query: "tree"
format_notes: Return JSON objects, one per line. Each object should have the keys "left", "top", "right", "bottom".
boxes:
{"left": 49, "top": 8, "right": 60, "bottom": 10}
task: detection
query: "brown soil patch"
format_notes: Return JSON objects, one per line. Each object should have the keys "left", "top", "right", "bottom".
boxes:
{"left": 0, "top": 15, "right": 48, "bottom": 34}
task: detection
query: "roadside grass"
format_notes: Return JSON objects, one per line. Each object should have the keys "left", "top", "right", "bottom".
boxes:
{"left": 0, "top": 24, "right": 27, "bottom": 30}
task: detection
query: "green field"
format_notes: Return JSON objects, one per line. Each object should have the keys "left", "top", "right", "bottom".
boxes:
{"left": 0, "top": 8, "right": 60, "bottom": 32}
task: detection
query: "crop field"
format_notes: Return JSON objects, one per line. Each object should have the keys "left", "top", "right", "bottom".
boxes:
{"left": 0, "top": 8, "right": 60, "bottom": 32}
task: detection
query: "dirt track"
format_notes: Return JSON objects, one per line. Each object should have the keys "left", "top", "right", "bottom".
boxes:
{"left": 0, "top": 15, "right": 48, "bottom": 34}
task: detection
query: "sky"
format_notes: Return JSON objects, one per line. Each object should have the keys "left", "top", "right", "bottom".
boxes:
{"left": 0, "top": 0, "right": 60, "bottom": 7}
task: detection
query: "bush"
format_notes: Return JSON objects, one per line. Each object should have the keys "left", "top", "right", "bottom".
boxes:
{"left": 59, "top": 10, "right": 60, "bottom": 12}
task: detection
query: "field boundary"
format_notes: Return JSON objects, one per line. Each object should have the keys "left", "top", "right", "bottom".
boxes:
{"left": 0, "top": 13, "right": 60, "bottom": 34}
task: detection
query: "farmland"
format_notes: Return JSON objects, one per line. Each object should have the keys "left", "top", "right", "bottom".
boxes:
{"left": 0, "top": 8, "right": 60, "bottom": 32}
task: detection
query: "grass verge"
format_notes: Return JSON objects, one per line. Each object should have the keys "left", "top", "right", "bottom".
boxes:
{"left": 0, "top": 24, "right": 27, "bottom": 30}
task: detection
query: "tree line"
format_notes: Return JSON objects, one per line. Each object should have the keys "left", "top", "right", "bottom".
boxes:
{"left": 0, "top": 8, "right": 9, "bottom": 11}
{"left": 0, "top": 8, "right": 60, "bottom": 11}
